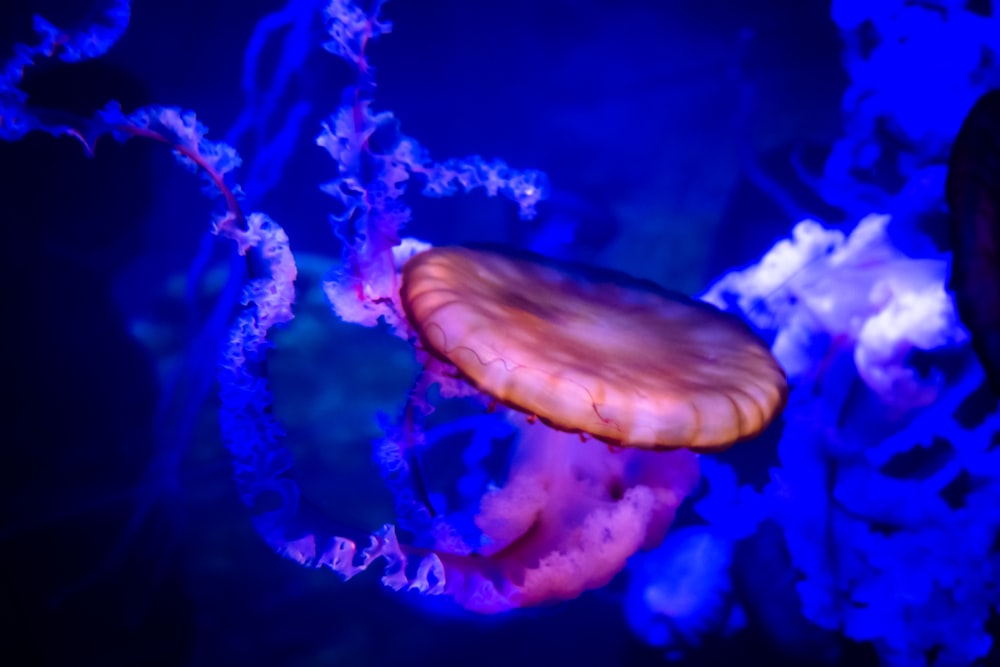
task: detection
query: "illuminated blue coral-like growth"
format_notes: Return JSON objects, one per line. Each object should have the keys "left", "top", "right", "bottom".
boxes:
{"left": 702, "top": 213, "right": 1000, "bottom": 665}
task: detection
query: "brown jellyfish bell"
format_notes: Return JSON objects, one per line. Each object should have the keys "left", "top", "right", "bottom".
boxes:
{"left": 400, "top": 245, "right": 788, "bottom": 451}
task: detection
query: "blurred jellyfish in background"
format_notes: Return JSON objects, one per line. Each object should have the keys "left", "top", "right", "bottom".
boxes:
{"left": 679, "top": 2, "right": 1000, "bottom": 664}
{"left": 624, "top": 2, "right": 1000, "bottom": 665}
{"left": 701, "top": 210, "right": 1000, "bottom": 666}
{"left": 632, "top": 178, "right": 997, "bottom": 664}
{"left": 624, "top": 525, "right": 742, "bottom": 661}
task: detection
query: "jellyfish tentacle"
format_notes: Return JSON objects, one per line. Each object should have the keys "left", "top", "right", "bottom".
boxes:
{"left": 215, "top": 212, "right": 452, "bottom": 593}
{"left": 372, "top": 406, "right": 437, "bottom": 535}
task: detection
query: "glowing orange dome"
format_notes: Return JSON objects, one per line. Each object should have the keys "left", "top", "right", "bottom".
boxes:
{"left": 400, "top": 246, "right": 787, "bottom": 450}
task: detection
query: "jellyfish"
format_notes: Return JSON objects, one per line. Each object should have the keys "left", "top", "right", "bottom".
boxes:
{"left": 209, "top": 0, "right": 788, "bottom": 616}
{"left": 302, "top": 243, "right": 785, "bottom": 613}
{"left": 220, "top": 226, "right": 789, "bottom": 614}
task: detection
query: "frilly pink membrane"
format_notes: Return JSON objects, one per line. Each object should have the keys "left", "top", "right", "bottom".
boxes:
{"left": 377, "top": 245, "right": 788, "bottom": 613}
